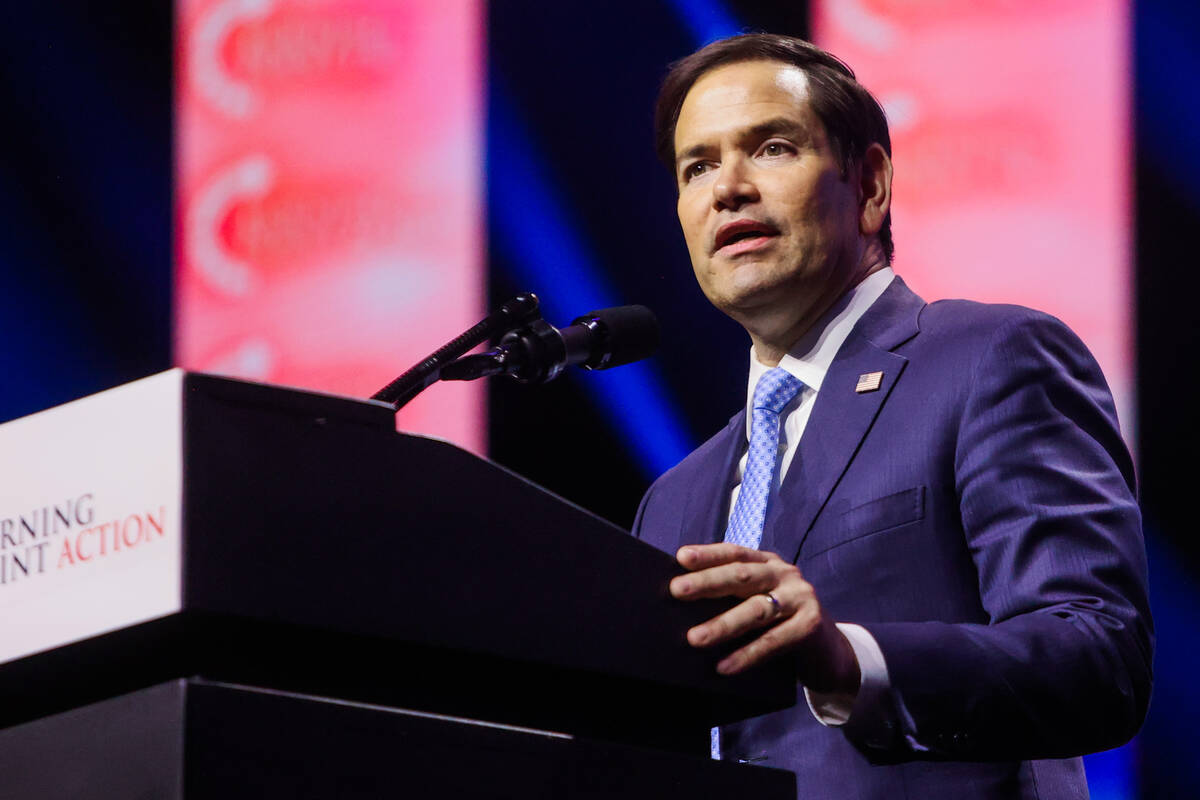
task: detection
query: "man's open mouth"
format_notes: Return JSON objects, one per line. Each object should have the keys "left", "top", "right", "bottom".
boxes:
{"left": 714, "top": 219, "right": 778, "bottom": 252}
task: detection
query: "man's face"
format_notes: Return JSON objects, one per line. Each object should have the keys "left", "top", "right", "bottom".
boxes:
{"left": 673, "top": 60, "right": 864, "bottom": 339}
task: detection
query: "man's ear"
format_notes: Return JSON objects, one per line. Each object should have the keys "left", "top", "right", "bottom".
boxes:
{"left": 858, "top": 143, "right": 892, "bottom": 237}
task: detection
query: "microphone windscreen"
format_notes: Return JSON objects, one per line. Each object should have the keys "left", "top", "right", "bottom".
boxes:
{"left": 571, "top": 305, "right": 659, "bottom": 370}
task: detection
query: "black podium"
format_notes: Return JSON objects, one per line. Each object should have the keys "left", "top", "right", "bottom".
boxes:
{"left": 0, "top": 371, "right": 795, "bottom": 798}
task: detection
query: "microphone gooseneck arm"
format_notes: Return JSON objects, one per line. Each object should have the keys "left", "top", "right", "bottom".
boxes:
{"left": 370, "top": 293, "right": 542, "bottom": 411}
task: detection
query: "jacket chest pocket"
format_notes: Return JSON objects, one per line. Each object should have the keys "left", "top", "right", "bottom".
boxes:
{"left": 803, "top": 486, "right": 926, "bottom": 559}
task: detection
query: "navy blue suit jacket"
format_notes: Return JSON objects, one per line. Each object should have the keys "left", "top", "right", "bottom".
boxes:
{"left": 633, "top": 278, "right": 1152, "bottom": 799}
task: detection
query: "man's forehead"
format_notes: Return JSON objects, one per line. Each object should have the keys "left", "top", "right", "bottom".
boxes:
{"left": 685, "top": 61, "right": 809, "bottom": 111}
{"left": 675, "top": 61, "right": 813, "bottom": 148}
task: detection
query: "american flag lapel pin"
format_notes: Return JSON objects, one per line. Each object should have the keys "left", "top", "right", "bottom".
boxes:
{"left": 855, "top": 371, "right": 884, "bottom": 393}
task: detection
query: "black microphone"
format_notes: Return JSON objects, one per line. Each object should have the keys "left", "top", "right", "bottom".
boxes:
{"left": 441, "top": 305, "right": 659, "bottom": 384}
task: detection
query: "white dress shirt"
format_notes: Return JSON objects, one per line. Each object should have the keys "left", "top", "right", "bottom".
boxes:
{"left": 729, "top": 267, "right": 895, "bottom": 727}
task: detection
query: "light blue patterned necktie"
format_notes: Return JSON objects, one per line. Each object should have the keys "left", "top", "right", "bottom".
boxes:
{"left": 712, "top": 366, "right": 805, "bottom": 760}
{"left": 725, "top": 367, "right": 806, "bottom": 550}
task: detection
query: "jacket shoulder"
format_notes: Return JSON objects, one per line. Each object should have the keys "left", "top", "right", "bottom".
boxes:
{"left": 918, "top": 298, "right": 1070, "bottom": 339}
{"left": 910, "top": 299, "right": 1099, "bottom": 377}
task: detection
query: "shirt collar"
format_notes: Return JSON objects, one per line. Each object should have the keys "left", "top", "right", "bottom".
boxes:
{"left": 746, "top": 267, "right": 896, "bottom": 412}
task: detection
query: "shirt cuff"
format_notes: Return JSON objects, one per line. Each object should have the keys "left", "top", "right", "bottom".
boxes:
{"left": 804, "top": 622, "right": 890, "bottom": 727}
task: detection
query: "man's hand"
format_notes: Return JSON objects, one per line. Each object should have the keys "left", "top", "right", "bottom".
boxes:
{"left": 670, "top": 543, "right": 860, "bottom": 694}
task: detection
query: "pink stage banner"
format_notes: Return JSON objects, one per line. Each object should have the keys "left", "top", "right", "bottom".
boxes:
{"left": 813, "top": 0, "right": 1133, "bottom": 436}
{"left": 176, "top": 0, "right": 485, "bottom": 452}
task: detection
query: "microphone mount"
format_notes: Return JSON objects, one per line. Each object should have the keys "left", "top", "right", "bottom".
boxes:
{"left": 441, "top": 305, "right": 659, "bottom": 385}
{"left": 370, "top": 293, "right": 542, "bottom": 411}
{"left": 440, "top": 318, "right": 569, "bottom": 384}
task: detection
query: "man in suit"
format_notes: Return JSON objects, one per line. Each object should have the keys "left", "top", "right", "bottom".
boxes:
{"left": 633, "top": 34, "right": 1152, "bottom": 798}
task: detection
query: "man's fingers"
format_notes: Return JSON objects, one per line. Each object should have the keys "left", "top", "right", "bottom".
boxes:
{"left": 716, "top": 626, "right": 788, "bottom": 675}
{"left": 716, "top": 604, "right": 822, "bottom": 675}
{"left": 670, "top": 560, "right": 777, "bottom": 600}
{"left": 667, "top": 546, "right": 852, "bottom": 687}
{"left": 676, "top": 543, "right": 774, "bottom": 570}
{"left": 686, "top": 592, "right": 785, "bottom": 648}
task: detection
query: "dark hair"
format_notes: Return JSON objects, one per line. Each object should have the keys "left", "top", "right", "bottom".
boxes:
{"left": 654, "top": 33, "right": 893, "bottom": 262}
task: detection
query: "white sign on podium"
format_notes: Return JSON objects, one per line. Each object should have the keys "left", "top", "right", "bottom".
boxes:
{"left": 0, "top": 370, "right": 185, "bottom": 665}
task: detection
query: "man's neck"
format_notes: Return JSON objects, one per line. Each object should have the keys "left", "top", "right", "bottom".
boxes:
{"left": 751, "top": 252, "right": 889, "bottom": 367}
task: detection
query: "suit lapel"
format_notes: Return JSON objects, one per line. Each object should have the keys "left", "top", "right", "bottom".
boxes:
{"left": 676, "top": 412, "right": 745, "bottom": 552}
{"left": 759, "top": 278, "right": 925, "bottom": 562}
{"left": 761, "top": 342, "right": 907, "bottom": 560}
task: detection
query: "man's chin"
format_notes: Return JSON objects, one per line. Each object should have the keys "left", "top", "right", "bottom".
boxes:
{"left": 710, "top": 282, "right": 795, "bottom": 319}
{"left": 708, "top": 283, "right": 827, "bottom": 343}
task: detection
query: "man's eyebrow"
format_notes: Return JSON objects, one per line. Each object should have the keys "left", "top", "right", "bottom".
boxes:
{"left": 675, "top": 141, "right": 711, "bottom": 168}
{"left": 745, "top": 116, "right": 808, "bottom": 140}
{"left": 674, "top": 116, "right": 810, "bottom": 168}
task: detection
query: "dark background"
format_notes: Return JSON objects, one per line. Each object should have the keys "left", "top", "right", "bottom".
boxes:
{"left": 0, "top": 1, "right": 1195, "bottom": 797}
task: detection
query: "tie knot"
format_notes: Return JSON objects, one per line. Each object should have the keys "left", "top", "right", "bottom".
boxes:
{"left": 753, "top": 367, "right": 805, "bottom": 414}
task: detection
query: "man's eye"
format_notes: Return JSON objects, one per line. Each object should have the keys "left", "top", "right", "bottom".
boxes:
{"left": 760, "top": 142, "right": 792, "bottom": 157}
{"left": 683, "top": 162, "right": 711, "bottom": 181}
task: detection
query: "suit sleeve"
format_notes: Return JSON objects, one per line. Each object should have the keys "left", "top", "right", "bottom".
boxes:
{"left": 856, "top": 313, "right": 1153, "bottom": 761}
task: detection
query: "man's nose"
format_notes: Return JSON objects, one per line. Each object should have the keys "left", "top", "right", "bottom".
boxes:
{"left": 712, "top": 156, "right": 759, "bottom": 209}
